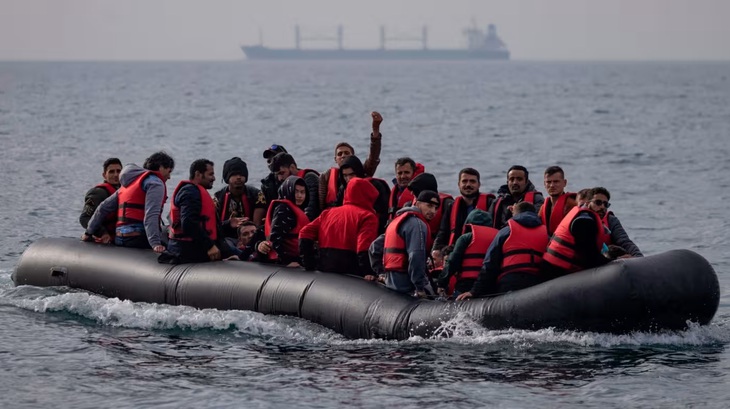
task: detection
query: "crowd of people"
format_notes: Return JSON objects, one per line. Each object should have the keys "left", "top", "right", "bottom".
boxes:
{"left": 81, "top": 111, "right": 642, "bottom": 299}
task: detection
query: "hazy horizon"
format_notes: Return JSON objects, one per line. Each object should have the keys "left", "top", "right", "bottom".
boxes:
{"left": 1, "top": 0, "right": 729, "bottom": 61}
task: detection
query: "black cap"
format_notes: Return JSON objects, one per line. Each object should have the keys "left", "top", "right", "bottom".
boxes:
{"left": 263, "top": 144, "right": 288, "bottom": 159}
{"left": 222, "top": 157, "right": 248, "bottom": 183}
{"left": 416, "top": 190, "right": 440, "bottom": 207}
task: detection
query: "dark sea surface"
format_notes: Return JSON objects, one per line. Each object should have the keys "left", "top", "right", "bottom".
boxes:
{"left": 1, "top": 60, "right": 729, "bottom": 408}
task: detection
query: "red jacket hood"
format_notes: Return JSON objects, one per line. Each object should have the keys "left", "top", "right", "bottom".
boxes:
{"left": 344, "top": 178, "right": 379, "bottom": 210}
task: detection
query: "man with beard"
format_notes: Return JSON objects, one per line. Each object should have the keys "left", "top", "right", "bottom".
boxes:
{"left": 432, "top": 168, "right": 495, "bottom": 253}
{"left": 542, "top": 188, "right": 612, "bottom": 278}
{"left": 319, "top": 111, "right": 383, "bottom": 211}
{"left": 489, "top": 165, "right": 545, "bottom": 230}
{"left": 214, "top": 157, "right": 267, "bottom": 240}
{"left": 381, "top": 190, "right": 441, "bottom": 298}
{"left": 161, "top": 159, "right": 231, "bottom": 264}
{"left": 539, "top": 166, "right": 577, "bottom": 236}
{"left": 387, "top": 157, "right": 425, "bottom": 219}
{"left": 79, "top": 157, "right": 122, "bottom": 242}
{"left": 585, "top": 187, "right": 643, "bottom": 257}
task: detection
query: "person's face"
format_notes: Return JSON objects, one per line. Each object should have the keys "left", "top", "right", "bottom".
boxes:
{"left": 238, "top": 225, "right": 256, "bottom": 246}
{"left": 588, "top": 193, "right": 610, "bottom": 217}
{"left": 335, "top": 147, "right": 353, "bottom": 167}
{"left": 507, "top": 170, "right": 527, "bottom": 195}
{"left": 458, "top": 173, "right": 480, "bottom": 196}
{"left": 544, "top": 172, "right": 567, "bottom": 198}
{"left": 275, "top": 165, "right": 295, "bottom": 182}
{"left": 341, "top": 167, "right": 357, "bottom": 183}
{"left": 229, "top": 174, "right": 246, "bottom": 189}
{"left": 417, "top": 201, "right": 438, "bottom": 220}
{"left": 103, "top": 164, "right": 122, "bottom": 185}
{"left": 395, "top": 163, "right": 415, "bottom": 188}
{"left": 294, "top": 185, "right": 306, "bottom": 206}
{"left": 198, "top": 164, "right": 216, "bottom": 189}
{"left": 159, "top": 166, "right": 173, "bottom": 181}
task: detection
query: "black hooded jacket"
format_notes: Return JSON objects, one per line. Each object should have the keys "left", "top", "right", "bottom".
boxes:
{"left": 269, "top": 176, "right": 309, "bottom": 264}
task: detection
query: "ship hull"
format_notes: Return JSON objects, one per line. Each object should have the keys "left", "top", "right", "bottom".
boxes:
{"left": 241, "top": 46, "right": 509, "bottom": 61}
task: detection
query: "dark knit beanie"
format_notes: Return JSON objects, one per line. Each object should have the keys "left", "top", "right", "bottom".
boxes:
{"left": 407, "top": 173, "right": 438, "bottom": 196}
{"left": 222, "top": 157, "right": 248, "bottom": 183}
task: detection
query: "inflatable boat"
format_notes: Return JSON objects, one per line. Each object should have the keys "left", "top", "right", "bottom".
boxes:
{"left": 13, "top": 238, "right": 720, "bottom": 340}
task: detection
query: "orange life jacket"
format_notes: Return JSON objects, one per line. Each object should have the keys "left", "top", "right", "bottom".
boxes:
{"left": 428, "top": 192, "right": 453, "bottom": 239}
{"left": 116, "top": 171, "right": 166, "bottom": 227}
{"left": 388, "top": 186, "right": 415, "bottom": 219}
{"left": 296, "top": 168, "right": 319, "bottom": 178}
{"left": 491, "top": 191, "right": 536, "bottom": 229}
{"left": 383, "top": 211, "right": 430, "bottom": 272}
{"left": 325, "top": 167, "right": 340, "bottom": 208}
{"left": 264, "top": 199, "right": 310, "bottom": 261}
{"left": 542, "top": 207, "right": 609, "bottom": 273}
{"left": 601, "top": 210, "right": 614, "bottom": 245}
{"left": 219, "top": 190, "right": 251, "bottom": 222}
{"left": 448, "top": 193, "right": 494, "bottom": 245}
{"left": 498, "top": 218, "right": 548, "bottom": 280}
{"left": 168, "top": 181, "right": 218, "bottom": 241}
{"left": 539, "top": 192, "right": 576, "bottom": 236}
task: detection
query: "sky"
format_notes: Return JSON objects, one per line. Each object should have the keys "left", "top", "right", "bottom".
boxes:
{"left": 1, "top": 0, "right": 729, "bottom": 61}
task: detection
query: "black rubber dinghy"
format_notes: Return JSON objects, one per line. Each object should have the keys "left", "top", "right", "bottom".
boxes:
{"left": 13, "top": 238, "right": 720, "bottom": 340}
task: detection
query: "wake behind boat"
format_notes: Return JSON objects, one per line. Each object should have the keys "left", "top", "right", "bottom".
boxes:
{"left": 13, "top": 238, "right": 719, "bottom": 340}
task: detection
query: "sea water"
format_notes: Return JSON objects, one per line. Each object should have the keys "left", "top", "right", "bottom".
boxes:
{"left": 1, "top": 61, "right": 729, "bottom": 408}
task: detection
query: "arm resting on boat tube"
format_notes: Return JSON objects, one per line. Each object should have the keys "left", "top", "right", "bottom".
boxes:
{"left": 141, "top": 175, "right": 166, "bottom": 248}
{"left": 84, "top": 192, "right": 119, "bottom": 237}
{"left": 607, "top": 213, "right": 643, "bottom": 257}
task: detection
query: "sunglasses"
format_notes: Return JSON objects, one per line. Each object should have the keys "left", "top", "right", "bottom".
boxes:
{"left": 592, "top": 199, "right": 611, "bottom": 208}
{"left": 269, "top": 144, "right": 280, "bottom": 150}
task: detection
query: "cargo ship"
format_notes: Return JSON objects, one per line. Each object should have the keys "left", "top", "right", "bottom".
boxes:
{"left": 241, "top": 24, "right": 510, "bottom": 61}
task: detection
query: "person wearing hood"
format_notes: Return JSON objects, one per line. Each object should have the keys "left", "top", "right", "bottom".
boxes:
{"left": 213, "top": 157, "right": 267, "bottom": 240}
{"left": 337, "top": 155, "right": 391, "bottom": 234}
{"left": 433, "top": 168, "right": 495, "bottom": 252}
{"left": 387, "top": 157, "right": 425, "bottom": 219}
{"left": 260, "top": 144, "right": 288, "bottom": 204}
{"left": 457, "top": 202, "right": 549, "bottom": 300}
{"left": 82, "top": 151, "right": 174, "bottom": 253}
{"left": 299, "top": 177, "right": 379, "bottom": 279}
{"left": 268, "top": 152, "right": 320, "bottom": 221}
{"left": 79, "top": 157, "right": 122, "bottom": 241}
{"left": 262, "top": 175, "right": 310, "bottom": 266}
{"left": 489, "top": 165, "right": 545, "bottom": 230}
{"left": 319, "top": 111, "right": 383, "bottom": 211}
{"left": 381, "top": 190, "right": 441, "bottom": 297}
{"left": 436, "top": 209, "right": 498, "bottom": 296}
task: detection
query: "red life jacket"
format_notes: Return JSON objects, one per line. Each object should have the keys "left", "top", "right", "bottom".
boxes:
{"left": 448, "top": 193, "right": 494, "bottom": 245}
{"left": 446, "top": 224, "right": 499, "bottom": 294}
{"left": 498, "top": 219, "right": 548, "bottom": 280}
{"left": 388, "top": 186, "right": 415, "bottom": 219}
{"left": 296, "top": 168, "right": 320, "bottom": 178}
{"left": 325, "top": 167, "right": 340, "bottom": 208}
{"left": 116, "top": 171, "right": 167, "bottom": 227}
{"left": 264, "top": 199, "right": 310, "bottom": 262}
{"left": 96, "top": 182, "right": 118, "bottom": 237}
{"left": 542, "top": 207, "right": 609, "bottom": 273}
{"left": 383, "top": 211, "right": 430, "bottom": 272}
{"left": 219, "top": 190, "right": 251, "bottom": 223}
{"left": 491, "top": 191, "right": 536, "bottom": 228}
{"left": 601, "top": 210, "right": 614, "bottom": 245}
{"left": 539, "top": 192, "right": 577, "bottom": 236}
{"left": 168, "top": 181, "right": 218, "bottom": 241}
